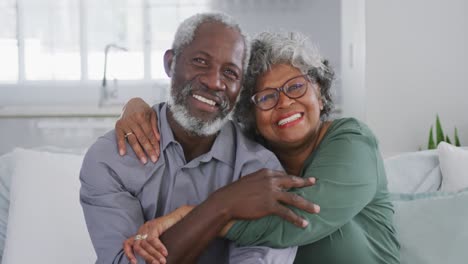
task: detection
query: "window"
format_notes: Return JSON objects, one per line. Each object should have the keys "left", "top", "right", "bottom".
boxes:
{"left": 0, "top": 0, "right": 347, "bottom": 110}
{"left": 0, "top": 0, "right": 18, "bottom": 82}
{"left": 0, "top": 0, "right": 209, "bottom": 84}
{"left": 23, "top": 0, "right": 81, "bottom": 80}
{"left": 87, "top": 0, "right": 144, "bottom": 80}
{"left": 149, "top": 0, "right": 209, "bottom": 79}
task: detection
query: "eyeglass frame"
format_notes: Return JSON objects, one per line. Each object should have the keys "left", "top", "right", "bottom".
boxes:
{"left": 250, "top": 74, "right": 315, "bottom": 111}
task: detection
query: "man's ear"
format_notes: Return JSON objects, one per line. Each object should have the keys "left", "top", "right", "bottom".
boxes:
{"left": 164, "top": 50, "right": 175, "bottom": 77}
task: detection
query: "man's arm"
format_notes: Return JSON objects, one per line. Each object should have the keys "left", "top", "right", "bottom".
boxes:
{"left": 80, "top": 137, "right": 144, "bottom": 264}
{"left": 157, "top": 168, "right": 318, "bottom": 263}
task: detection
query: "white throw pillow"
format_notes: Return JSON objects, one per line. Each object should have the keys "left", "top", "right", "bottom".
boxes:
{"left": 393, "top": 189, "right": 468, "bottom": 264}
{"left": 0, "top": 152, "right": 16, "bottom": 262}
{"left": 438, "top": 142, "right": 468, "bottom": 192}
{"left": 384, "top": 149, "right": 441, "bottom": 193}
{"left": 2, "top": 148, "right": 96, "bottom": 264}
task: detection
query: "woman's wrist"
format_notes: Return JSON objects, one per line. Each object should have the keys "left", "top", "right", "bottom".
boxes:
{"left": 219, "top": 220, "right": 236, "bottom": 237}
{"left": 174, "top": 205, "right": 195, "bottom": 220}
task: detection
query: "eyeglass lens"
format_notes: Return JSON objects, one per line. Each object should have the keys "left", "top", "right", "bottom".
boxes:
{"left": 253, "top": 75, "right": 309, "bottom": 110}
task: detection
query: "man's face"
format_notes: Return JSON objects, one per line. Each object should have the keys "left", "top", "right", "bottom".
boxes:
{"left": 167, "top": 22, "right": 245, "bottom": 136}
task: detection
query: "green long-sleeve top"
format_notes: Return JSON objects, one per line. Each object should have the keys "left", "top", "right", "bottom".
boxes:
{"left": 226, "top": 118, "right": 400, "bottom": 263}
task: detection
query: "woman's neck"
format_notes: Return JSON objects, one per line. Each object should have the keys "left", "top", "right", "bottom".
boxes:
{"left": 272, "top": 121, "right": 331, "bottom": 176}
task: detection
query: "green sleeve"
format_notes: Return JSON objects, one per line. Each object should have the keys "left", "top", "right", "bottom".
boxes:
{"left": 226, "top": 121, "right": 380, "bottom": 247}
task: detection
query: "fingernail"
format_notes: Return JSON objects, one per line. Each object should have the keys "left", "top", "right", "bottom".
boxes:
{"left": 119, "top": 149, "right": 124, "bottom": 156}
{"left": 301, "top": 219, "right": 309, "bottom": 228}
{"left": 141, "top": 157, "right": 147, "bottom": 164}
{"left": 314, "top": 204, "right": 320, "bottom": 212}
{"left": 160, "top": 258, "right": 166, "bottom": 264}
{"left": 308, "top": 177, "right": 316, "bottom": 183}
{"left": 151, "top": 155, "right": 157, "bottom": 163}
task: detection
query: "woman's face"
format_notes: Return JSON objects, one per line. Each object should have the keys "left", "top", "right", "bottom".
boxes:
{"left": 254, "top": 64, "right": 323, "bottom": 148}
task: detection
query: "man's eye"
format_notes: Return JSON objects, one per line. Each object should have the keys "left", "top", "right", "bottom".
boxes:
{"left": 224, "top": 69, "right": 238, "bottom": 79}
{"left": 193, "top": 58, "right": 207, "bottom": 65}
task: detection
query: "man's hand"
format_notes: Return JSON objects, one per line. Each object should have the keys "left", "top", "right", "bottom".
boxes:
{"left": 212, "top": 169, "right": 320, "bottom": 229}
{"left": 123, "top": 206, "right": 194, "bottom": 264}
{"left": 116, "top": 97, "right": 160, "bottom": 164}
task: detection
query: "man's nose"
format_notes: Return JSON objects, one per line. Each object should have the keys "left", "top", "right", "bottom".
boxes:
{"left": 199, "top": 69, "right": 225, "bottom": 91}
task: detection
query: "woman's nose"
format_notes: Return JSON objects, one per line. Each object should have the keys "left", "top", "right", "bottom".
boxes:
{"left": 276, "top": 90, "right": 294, "bottom": 109}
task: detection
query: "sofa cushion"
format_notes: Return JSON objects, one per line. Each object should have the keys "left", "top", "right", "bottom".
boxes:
{"left": 0, "top": 152, "right": 15, "bottom": 262}
{"left": 1, "top": 148, "right": 96, "bottom": 264}
{"left": 384, "top": 149, "right": 441, "bottom": 193}
{"left": 393, "top": 188, "right": 468, "bottom": 264}
{"left": 438, "top": 142, "right": 468, "bottom": 192}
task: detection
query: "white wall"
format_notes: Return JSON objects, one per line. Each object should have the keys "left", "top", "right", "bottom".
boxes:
{"left": 341, "top": 0, "right": 366, "bottom": 120}
{"left": 365, "top": 0, "right": 468, "bottom": 156}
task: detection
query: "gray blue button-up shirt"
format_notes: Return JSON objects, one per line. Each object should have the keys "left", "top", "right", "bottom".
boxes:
{"left": 80, "top": 103, "right": 297, "bottom": 264}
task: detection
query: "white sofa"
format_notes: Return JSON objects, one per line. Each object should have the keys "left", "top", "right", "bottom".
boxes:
{"left": 1, "top": 144, "right": 467, "bottom": 264}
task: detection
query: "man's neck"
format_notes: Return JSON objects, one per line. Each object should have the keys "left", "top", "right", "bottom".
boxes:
{"left": 166, "top": 109, "right": 218, "bottom": 162}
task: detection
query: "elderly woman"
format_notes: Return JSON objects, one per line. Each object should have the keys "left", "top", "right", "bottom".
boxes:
{"left": 117, "top": 32, "right": 400, "bottom": 263}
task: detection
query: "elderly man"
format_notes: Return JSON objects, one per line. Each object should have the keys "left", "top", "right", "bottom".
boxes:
{"left": 80, "top": 13, "right": 318, "bottom": 264}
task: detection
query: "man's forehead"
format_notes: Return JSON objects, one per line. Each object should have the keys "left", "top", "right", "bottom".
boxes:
{"left": 194, "top": 23, "right": 241, "bottom": 43}
{"left": 186, "top": 22, "right": 244, "bottom": 60}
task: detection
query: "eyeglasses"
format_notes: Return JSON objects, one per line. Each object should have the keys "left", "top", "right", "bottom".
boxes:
{"left": 251, "top": 75, "right": 312, "bottom": 111}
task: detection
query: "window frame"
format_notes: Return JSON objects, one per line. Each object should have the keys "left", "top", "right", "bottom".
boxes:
{"left": 0, "top": 0, "right": 170, "bottom": 106}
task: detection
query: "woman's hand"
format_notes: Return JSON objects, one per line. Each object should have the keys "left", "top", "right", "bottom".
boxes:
{"left": 115, "top": 97, "right": 161, "bottom": 164}
{"left": 123, "top": 206, "right": 194, "bottom": 264}
{"left": 211, "top": 169, "right": 320, "bottom": 229}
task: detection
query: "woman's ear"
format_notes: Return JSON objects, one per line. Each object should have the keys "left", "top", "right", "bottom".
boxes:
{"left": 316, "top": 84, "right": 324, "bottom": 111}
{"left": 164, "top": 50, "right": 175, "bottom": 77}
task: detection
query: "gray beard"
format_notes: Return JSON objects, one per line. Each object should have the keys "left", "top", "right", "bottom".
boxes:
{"left": 167, "top": 81, "right": 234, "bottom": 136}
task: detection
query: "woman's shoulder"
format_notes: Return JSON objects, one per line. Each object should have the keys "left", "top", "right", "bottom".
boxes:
{"left": 322, "top": 118, "right": 379, "bottom": 149}
{"left": 327, "top": 118, "right": 375, "bottom": 138}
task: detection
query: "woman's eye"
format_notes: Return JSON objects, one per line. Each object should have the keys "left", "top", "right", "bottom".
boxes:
{"left": 258, "top": 93, "right": 276, "bottom": 102}
{"left": 287, "top": 83, "right": 304, "bottom": 92}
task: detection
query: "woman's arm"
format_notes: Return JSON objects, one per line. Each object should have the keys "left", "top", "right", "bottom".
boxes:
{"left": 225, "top": 121, "right": 381, "bottom": 247}
{"left": 124, "top": 205, "right": 194, "bottom": 264}
{"left": 115, "top": 97, "right": 160, "bottom": 164}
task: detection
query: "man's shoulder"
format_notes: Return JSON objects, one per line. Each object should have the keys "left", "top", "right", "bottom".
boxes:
{"left": 84, "top": 130, "right": 121, "bottom": 162}
{"left": 227, "top": 121, "right": 281, "bottom": 168}
{"left": 81, "top": 130, "right": 143, "bottom": 176}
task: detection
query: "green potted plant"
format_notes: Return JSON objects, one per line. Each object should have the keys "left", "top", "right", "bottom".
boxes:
{"left": 427, "top": 115, "right": 461, "bottom": 150}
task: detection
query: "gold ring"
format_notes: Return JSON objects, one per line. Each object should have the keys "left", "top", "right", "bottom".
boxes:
{"left": 135, "top": 234, "right": 148, "bottom": 241}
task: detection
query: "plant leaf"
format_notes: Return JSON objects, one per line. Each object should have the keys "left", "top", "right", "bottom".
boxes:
{"left": 446, "top": 135, "right": 452, "bottom": 144}
{"left": 436, "top": 115, "right": 445, "bottom": 145}
{"left": 428, "top": 125, "right": 436, "bottom": 149}
{"left": 455, "top": 127, "right": 461, "bottom": 147}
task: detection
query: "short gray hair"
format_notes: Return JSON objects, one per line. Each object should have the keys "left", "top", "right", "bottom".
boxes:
{"left": 171, "top": 12, "right": 250, "bottom": 75}
{"left": 235, "top": 31, "right": 335, "bottom": 138}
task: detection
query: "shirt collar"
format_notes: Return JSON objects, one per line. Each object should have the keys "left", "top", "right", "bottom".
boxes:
{"left": 157, "top": 103, "right": 177, "bottom": 152}
{"left": 198, "top": 121, "right": 236, "bottom": 166}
